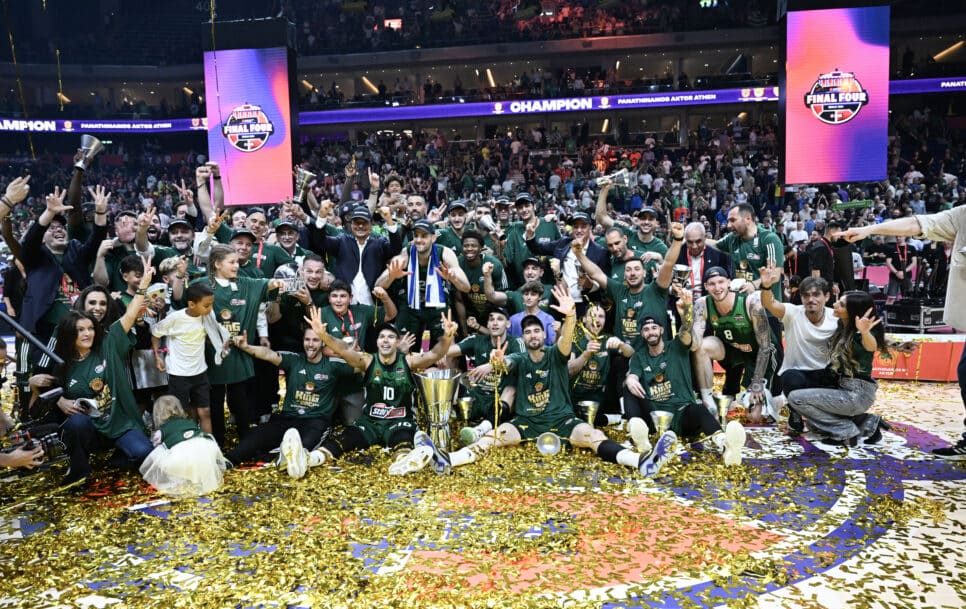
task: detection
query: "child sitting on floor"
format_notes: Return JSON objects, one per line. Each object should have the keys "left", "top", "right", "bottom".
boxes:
{"left": 140, "top": 395, "right": 226, "bottom": 498}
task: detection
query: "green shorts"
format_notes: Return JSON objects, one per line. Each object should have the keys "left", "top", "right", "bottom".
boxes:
{"left": 510, "top": 414, "right": 584, "bottom": 441}
{"left": 723, "top": 343, "right": 777, "bottom": 388}
{"left": 354, "top": 415, "right": 417, "bottom": 448}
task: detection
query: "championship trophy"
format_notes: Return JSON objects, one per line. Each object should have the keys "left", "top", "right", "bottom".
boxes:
{"left": 75, "top": 134, "right": 105, "bottom": 171}
{"left": 273, "top": 263, "right": 305, "bottom": 294}
{"left": 414, "top": 369, "right": 461, "bottom": 453}
{"left": 578, "top": 400, "right": 599, "bottom": 428}
{"left": 294, "top": 167, "right": 317, "bottom": 204}
{"left": 671, "top": 264, "right": 692, "bottom": 290}
{"left": 456, "top": 396, "right": 474, "bottom": 422}
{"left": 594, "top": 167, "right": 630, "bottom": 187}
{"left": 536, "top": 432, "right": 562, "bottom": 456}
{"left": 651, "top": 410, "right": 673, "bottom": 436}
{"left": 716, "top": 395, "right": 731, "bottom": 427}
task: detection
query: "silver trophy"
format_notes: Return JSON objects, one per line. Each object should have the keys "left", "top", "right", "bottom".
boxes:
{"left": 594, "top": 168, "right": 630, "bottom": 187}
{"left": 75, "top": 135, "right": 105, "bottom": 171}
{"left": 671, "top": 264, "right": 692, "bottom": 289}
{"left": 414, "top": 369, "right": 461, "bottom": 454}
{"left": 294, "top": 167, "right": 317, "bottom": 204}
{"left": 536, "top": 432, "right": 562, "bottom": 456}
{"left": 273, "top": 263, "right": 305, "bottom": 294}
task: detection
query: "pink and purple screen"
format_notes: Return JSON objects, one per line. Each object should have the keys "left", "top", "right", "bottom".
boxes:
{"left": 785, "top": 6, "right": 889, "bottom": 184}
{"left": 203, "top": 47, "right": 293, "bottom": 206}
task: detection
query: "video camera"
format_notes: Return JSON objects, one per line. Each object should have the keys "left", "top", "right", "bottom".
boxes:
{"left": 1, "top": 388, "right": 69, "bottom": 472}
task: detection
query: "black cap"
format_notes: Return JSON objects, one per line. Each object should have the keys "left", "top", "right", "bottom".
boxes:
{"left": 230, "top": 228, "right": 257, "bottom": 242}
{"left": 640, "top": 315, "right": 661, "bottom": 328}
{"left": 373, "top": 321, "right": 401, "bottom": 338}
{"left": 168, "top": 218, "right": 194, "bottom": 231}
{"left": 246, "top": 207, "right": 266, "bottom": 217}
{"left": 568, "top": 212, "right": 593, "bottom": 226}
{"left": 514, "top": 193, "right": 533, "bottom": 205}
{"left": 703, "top": 266, "right": 730, "bottom": 282}
{"left": 495, "top": 196, "right": 512, "bottom": 206}
{"left": 339, "top": 203, "right": 355, "bottom": 218}
{"left": 447, "top": 199, "right": 468, "bottom": 212}
{"left": 412, "top": 218, "right": 435, "bottom": 235}
{"left": 636, "top": 206, "right": 658, "bottom": 218}
{"left": 487, "top": 305, "right": 510, "bottom": 319}
{"left": 522, "top": 256, "right": 543, "bottom": 269}
{"left": 520, "top": 314, "right": 545, "bottom": 331}
{"left": 275, "top": 218, "right": 299, "bottom": 231}
{"left": 349, "top": 206, "right": 372, "bottom": 222}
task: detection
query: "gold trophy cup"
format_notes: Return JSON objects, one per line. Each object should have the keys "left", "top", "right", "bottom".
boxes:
{"left": 294, "top": 167, "right": 317, "bottom": 204}
{"left": 651, "top": 411, "right": 673, "bottom": 436}
{"left": 578, "top": 400, "right": 600, "bottom": 428}
{"left": 414, "top": 369, "right": 461, "bottom": 453}
{"left": 75, "top": 134, "right": 105, "bottom": 171}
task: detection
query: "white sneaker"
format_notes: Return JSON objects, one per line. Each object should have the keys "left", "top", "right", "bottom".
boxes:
{"left": 307, "top": 449, "right": 327, "bottom": 468}
{"left": 279, "top": 428, "right": 308, "bottom": 479}
{"left": 388, "top": 446, "right": 432, "bottom": 476}
{"left": 723, "top": 420, "right": 746, "bottom": 467}
{"left": 627, "top": 417, "right": 652, "bottom": 455}
{"left": 638, "top": 431, "right": 677, "bottom": 478}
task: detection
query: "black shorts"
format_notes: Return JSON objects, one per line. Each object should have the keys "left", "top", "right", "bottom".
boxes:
{"left": 166, "top": 372, "right": 211, "bottom": 410}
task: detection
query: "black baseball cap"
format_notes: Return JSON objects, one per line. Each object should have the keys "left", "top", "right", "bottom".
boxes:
{"left": 168, "top": 218, "right": 194, "bottom": 231}
{"left": 522, "top": 256, "right": 543, "bottom": 269}
{"left": 487, "top": 306, "right": 510, "bottom": 319}
{"left": 495, "top": 196, "right": 512, "bottom": 206}
{"left": 339, "top": 203, "right": 355, "bottom": 218}
{"left": 568, "top": 212, "right": 593, "bottom": 226}
{"left": 274, "top": 219, "right": 299, "bottom": 232}
{"left": 349, "top": 207, "right": 372, "bottom": 222}
{"left": 520, "top": 314, "right": 544, "bottom": 331}
{"left": 514, "top": 193, "right": 533, "bottom": 205}
{"left": 413, "top": 218, "right": 435, "bottom": 235}
{"left": 447, "top": 199, "right": 468, "bottom": 212}
{"left": 703, "top": 266, "right": 730, "bottom": 282}
{"left": 230, "top": 228, "right": 257, "bottom": 242}
{"left": 373, "top": 321, "right": 401, "bottom": 338}
{"left": 636, "top": 206, "right": 658, "bottom": 218}
{"left": 640, "top": 315, "right": 661, "bottom": 328}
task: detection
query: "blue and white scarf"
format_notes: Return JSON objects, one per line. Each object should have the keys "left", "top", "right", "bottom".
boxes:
{"left": 407, "top": 244, "right": 446, "bottom": 309}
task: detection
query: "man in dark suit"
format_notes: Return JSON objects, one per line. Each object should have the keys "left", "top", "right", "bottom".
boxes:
{"left": 307, "top": 201, "right": 402, "bottom": 306}
{"left": 525, "top": 211, "right": 610, "bottom": 310}
{"left": 676, "top": 222, "right": 732, "bottom": 300}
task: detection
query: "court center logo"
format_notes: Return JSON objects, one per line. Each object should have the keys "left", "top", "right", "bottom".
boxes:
{"left": 804, "top": 69, "right": 869, "bottom": 125}
{"left": 222, "top": 103, "right": 275, "bottom": 152}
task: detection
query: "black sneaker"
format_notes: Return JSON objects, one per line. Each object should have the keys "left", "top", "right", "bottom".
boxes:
{"left": 819, "top": 436, "right": 858, "bottom": 448}
{"left": 788, "top": 409, "right": 804, "bottom": 437}
{"left": 932, "top": 437, "right": 966, "bottom": 461}
{"left": 864, "top": 420, "right": 892, "bottom": 445}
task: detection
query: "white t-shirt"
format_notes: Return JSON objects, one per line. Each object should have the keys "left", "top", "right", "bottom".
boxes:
{"left": 779, "top": 304, "right": 838, "bottom": 374}
{"left": 151, "top": 309, "right": 208, "bottom": 377}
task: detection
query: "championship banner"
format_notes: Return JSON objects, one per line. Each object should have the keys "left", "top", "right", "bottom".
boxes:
{"left": 784, "top": 5, "right": 890, "bottom": 185}
{"left": 203, "top": 47, "right": 295, "bottom": 206}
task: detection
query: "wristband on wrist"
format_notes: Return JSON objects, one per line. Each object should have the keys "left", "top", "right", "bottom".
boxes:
{"left": 0, "top": 196, "right": 11, "bottom": 209}
{"left": 135, "top": 288, "right": 147, "bottom": 296}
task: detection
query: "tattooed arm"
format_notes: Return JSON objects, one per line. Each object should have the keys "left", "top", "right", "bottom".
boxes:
{"left": 747, "top": 292, "right": 776, "bottom": 403}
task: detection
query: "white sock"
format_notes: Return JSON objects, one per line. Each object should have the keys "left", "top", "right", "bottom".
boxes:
{"left": 616, "top": 449, "right": 641, "bottom": 468}
{"left": 474, "top": 420, "right": 493, "bottom": 435}
{"left": 700, "top": 388, "right": 716, "bottom": 409}
{"left": 449, "top": 446, "right": 478, "bottom": 467}
{"left": 605, "top": 414, "right": 623, "bottom": 426}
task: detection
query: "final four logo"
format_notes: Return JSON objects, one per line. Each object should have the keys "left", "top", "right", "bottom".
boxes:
{"left": 222, "top": 103, "right": 274, "bottom": 152}
{"left": 804, "top": 69, "right": 869, "bottom": 125}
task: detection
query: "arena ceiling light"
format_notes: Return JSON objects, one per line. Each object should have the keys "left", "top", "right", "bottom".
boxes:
{"left": 601, "top": 118, "right": 609, "bottom": 133}
{"left": 933, "top": 40, "right": 963, "bottom": 62}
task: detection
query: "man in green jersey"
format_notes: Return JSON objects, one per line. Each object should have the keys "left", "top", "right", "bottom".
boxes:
{"left": 594, "top": 178, "right": 667, "bottom": 271}
{"left": 226, "top": 327, "right": 354, "bottom": 479}
{"left": 482, "top": 257, "right": 552, "bottom": 314}
{"left": 305, "top": 308, "right": 458, "bottom": 476}
{"left": 602, "top": 227, "right": 647, "bottom": 284}
{"left": 444, "top": 306, "right": 524, "bottom": 444}
{"left": 503, "top": 193, "right": 560, "bottom": 286}
{"left": 457, "top": 230, "right": 508, "bottom": 328}
{"left": 622, "top": 291, "right": 747, "bottom": 466}
{"left": 567, "top": 301, "right": 634, "bottom": 425}
{"left": 446, "top": 284, "right": 678, "bottom": 478}
{"left": 434, "top": 199, "right": 470, "bottom": 256}
{"left": 692, "top": 266, "right": 779, "bottom": 424}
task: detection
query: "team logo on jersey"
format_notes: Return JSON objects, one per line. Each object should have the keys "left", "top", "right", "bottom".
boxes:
{"left": 220, "top": 309, "right": 233, "bottom": 321}
{"left": 89, "top": 378, "right": 104, "bottom": 392}
{"left": 654, "top": 373, "right": 665, "bottom": 384}
{"left": 222, "top": 103, "right": 275, "bottom": 152}
{"left": 804, "top": 70, "right": 869, "bottom": 125}
{"left": 534, "top": 382, "right": 544, "bottom": 393}
{"left": 230, "top": 299, "right": 246, "bottom": 306}
{"left": 589, "top": 361, "right": 598, "bottom": 370}
{"left": 94, "top": 363, "right": 105, "bottom": 374}
{"left": 305, "top": 382, "right": 315, "bottom": 392}
{"left": 183, "top": 430, "right": 196, "bottom": 440}
{"left": 626, "top": 309, "right": 636, "bottom": 318}
{"left": 471, "top": 285, "right": 480, "bottom": 293}
{"left": 739, "top": 260, "right": 748, "bottom": 270}
{"left": 314, "top": 373, "right": 325, "bottom": 381}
